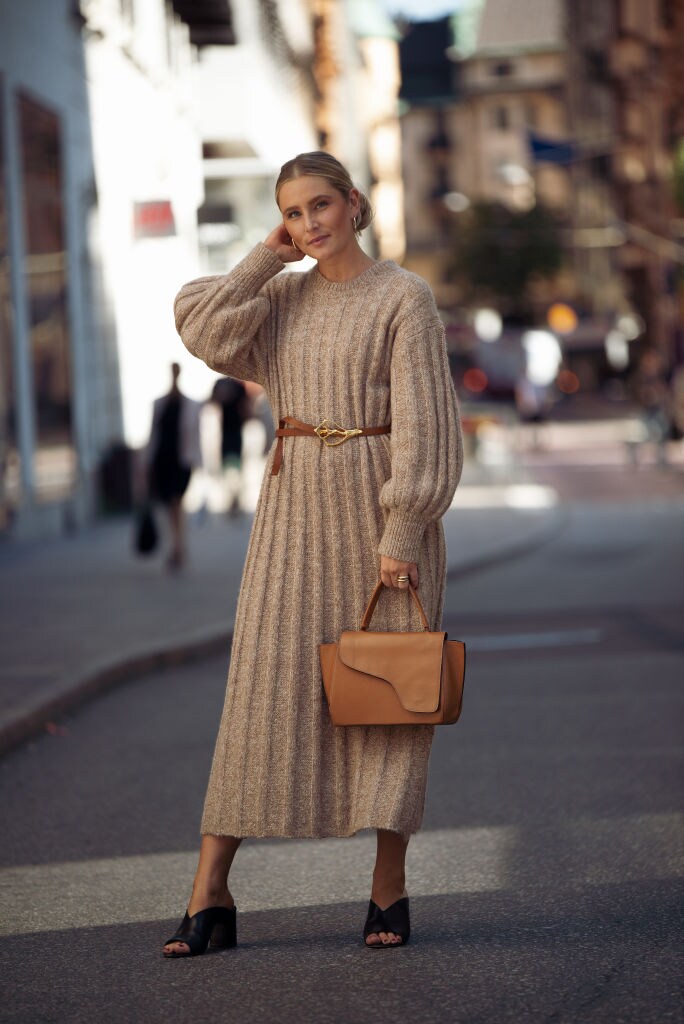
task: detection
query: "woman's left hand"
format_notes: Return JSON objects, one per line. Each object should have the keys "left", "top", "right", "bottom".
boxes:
{"left": 380, "top": 556, "right": 419, "bottom": 590}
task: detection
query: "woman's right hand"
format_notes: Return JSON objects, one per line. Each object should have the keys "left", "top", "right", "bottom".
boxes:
{"left": 264, "top": 224, "right": 306, "bottom": 264}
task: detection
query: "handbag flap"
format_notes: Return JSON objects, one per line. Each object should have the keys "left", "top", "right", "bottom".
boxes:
{"left": 337, "top": 630, "right": 446, "bottom": 713}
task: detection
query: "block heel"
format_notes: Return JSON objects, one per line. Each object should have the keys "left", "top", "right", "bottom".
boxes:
{"left": 209, "top": 909, "right": 237, "bottom": 949}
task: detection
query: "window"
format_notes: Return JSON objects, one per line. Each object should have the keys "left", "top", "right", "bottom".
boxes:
{"left": 17, "top": 90, "right": 75, "bottom": 500}
{"left": 660, "top": 0, "right": 676, "bottom": 29}
{"left": 492, "top": 105, "right": 510, "bottom": 131}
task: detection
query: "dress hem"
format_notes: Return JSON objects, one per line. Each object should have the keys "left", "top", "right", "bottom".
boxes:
{"left": 200, "top": 821, "right": 421, "bottom": 842}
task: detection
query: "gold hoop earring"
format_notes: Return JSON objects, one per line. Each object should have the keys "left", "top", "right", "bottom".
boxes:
{"left": 352, "top": 215, "right": 358, "bottom": 232}
{"left": 291, "top": 238, "right": 300, "bottom": 252}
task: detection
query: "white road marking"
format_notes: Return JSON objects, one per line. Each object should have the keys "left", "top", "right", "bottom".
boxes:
{"left": 0, "top": 812, "right": 682, "bottom": 938}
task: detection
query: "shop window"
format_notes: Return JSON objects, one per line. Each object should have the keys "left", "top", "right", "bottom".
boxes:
{"left": 660, "top": 0, "right": 676, "bottom": 29}
{"left": 0, "top": 75, "right": 20, "bottom": 528}
{"left": 492, "top": 105, "right": 510, "bottom": 131}
{"left": 17, "top": 90, "right": 75, "bottom": 501}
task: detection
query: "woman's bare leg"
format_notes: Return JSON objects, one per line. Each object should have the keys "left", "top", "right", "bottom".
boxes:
{"left": 163, "top": 835, "right": 242, "bottom": 954}
{"left": 366, "top": 829, "right": 409, "bottom": 946}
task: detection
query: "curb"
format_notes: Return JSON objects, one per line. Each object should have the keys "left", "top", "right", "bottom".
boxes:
{"left": 0, "top": 626, "right": 232, "bottom": 760}
{"left": 0, "top": 507, "right": 567, "bottom": 759}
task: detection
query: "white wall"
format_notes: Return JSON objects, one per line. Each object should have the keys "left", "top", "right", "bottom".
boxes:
{"left": 83, "top": 0, "right": 207, "bottom": 447}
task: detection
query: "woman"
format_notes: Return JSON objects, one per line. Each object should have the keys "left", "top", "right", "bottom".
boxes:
{"left": 163, "top": 152, "right": 462, "bottom": 956}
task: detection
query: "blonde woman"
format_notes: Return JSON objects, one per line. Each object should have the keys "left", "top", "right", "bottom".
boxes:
{"left": 163, "top": 152, "right": 462, "bottom": 955}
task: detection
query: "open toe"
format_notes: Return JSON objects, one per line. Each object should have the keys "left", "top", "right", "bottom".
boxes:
{"left": 362, "top": 897, "right": 410, "bottom": 949}
{"left": 162, "top": 906, "right": 237, "bottom": 958}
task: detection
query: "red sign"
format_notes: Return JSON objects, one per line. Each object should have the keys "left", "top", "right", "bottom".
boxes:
{"left": 133, "top": 201, "right": 176, "bottom": 239}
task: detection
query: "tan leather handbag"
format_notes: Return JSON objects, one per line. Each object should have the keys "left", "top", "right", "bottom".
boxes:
{"left": 319, "top": 581, "right": 466, "bottom": 726}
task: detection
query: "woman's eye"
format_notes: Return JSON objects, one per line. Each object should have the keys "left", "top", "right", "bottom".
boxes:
{"left": 316, "top": 201, "right": 328, "bottom": 209}
{"left": 287, "top": 211, "right": 300, "bottom": 219}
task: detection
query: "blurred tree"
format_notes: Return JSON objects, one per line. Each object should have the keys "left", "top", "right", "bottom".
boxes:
{"left": 449, "top": 201, "right": 563, "bottom": 317}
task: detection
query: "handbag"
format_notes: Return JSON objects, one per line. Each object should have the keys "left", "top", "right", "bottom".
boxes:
{"left": 133, "top": 502, "right": 159, "bottom": 556}
{"left": 319, "top": 581, "right": 466, "bottom": 726}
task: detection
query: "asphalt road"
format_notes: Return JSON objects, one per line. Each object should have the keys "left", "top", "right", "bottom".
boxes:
{"left": 1, "top": 499, "right": 682, "bottom": 1024}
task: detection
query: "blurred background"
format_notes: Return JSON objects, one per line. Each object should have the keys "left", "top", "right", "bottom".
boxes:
{"left": 0, "top": 0, "right": 683, "bottom": 538}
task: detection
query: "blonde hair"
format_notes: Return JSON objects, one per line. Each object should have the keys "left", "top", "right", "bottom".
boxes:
{"left": 275, "top": 151, "right": 373, "bottom": 234}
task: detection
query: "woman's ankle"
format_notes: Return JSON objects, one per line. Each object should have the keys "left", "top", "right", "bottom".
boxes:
{"left": 189, "top": 877, "right": 234, "bottom": 911}
{"left": 370, "top": 872, "right": 406, "bottom": 908}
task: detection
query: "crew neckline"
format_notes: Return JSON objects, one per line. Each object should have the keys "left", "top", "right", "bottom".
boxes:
{"left": 310, "top": 259, "right": 396, "bottom": 292}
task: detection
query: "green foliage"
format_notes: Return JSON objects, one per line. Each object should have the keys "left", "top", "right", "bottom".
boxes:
{"left": 450, "top": 201, "right": 563, "bottom": 312}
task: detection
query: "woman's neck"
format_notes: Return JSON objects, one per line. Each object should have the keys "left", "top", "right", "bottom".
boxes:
{"left": 316, "top": 241, "right": 376, "bottom": 283}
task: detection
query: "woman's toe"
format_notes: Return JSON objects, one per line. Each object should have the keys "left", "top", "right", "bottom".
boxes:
{"left": 365, "top": 932, "right": 382, "bottom": 946}
{"left": 164, "top": 941, "right": 189, "bottom": 956}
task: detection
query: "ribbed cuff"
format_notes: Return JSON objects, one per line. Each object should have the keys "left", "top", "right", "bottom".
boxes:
{"left": 231, "top": 243, "right": 284, "bottom": 291}
{"left": 378, "top": 510, "right": 427, "bottom": 564}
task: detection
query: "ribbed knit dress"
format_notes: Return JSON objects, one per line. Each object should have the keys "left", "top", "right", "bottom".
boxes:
{"left": 175, "top": 243, "right": 463, "bottom": 840}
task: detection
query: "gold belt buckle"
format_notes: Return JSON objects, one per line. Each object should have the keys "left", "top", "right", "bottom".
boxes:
{"left": 314, "top": 419, "right": 363, "bottom": 447}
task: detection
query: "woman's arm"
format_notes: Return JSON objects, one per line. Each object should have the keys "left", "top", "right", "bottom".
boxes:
{"left": 378, "top": 297, "right": 463, "bottom": 566}
{"left": 174, "top": 243, "right": 288, "bottom": 385}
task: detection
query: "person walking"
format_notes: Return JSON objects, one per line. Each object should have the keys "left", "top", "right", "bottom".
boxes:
{"left": 210, "top": 376, "right": 248, "bottom": 514}
{"left": 163, "top": 151, "right": 463, "bottom": 956}
{"left": 146, "top": 362, "right": 201, "bottom": 570}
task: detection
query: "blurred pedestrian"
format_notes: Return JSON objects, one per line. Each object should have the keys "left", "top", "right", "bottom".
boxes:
{"left": 163, "top": 151, "right": 462, "bottom": 957}
{"left": 146, "top": 362, "right": 201, "bottom": 570}
{"left": 210, "top": 376, "right": 248, "bottom": 515}
{"left": 630, "top": 348, "right": 672, "bottom": 465}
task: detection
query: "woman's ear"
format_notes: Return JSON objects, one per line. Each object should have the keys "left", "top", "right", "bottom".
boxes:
{"left": 348, "top": 187, "right": 361, "bottom": 217}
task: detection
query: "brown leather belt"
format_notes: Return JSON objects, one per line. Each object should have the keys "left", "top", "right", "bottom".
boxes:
{"left": 271, "top": 416, "right": 391, "bottom": 476}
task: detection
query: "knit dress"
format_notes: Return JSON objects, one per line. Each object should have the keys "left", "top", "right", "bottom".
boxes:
{"left": 175, "top": 243, "right": 463, "bottom": 840}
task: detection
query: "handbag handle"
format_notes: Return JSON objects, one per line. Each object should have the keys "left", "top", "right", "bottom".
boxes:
{"left": 359, "top": 580, "right": 430, "bottom": 632}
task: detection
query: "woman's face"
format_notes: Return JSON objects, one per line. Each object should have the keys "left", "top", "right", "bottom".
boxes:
{"left": 278, "top": 175, "right": 359, "bottom": 260}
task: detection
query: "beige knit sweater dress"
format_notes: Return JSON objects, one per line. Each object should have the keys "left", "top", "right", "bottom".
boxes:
{"left": 175, "top": 243, "right": 463, "bottom": 840}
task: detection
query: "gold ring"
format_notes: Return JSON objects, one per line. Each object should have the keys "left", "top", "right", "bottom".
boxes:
{"left": 397, "top": 575, "right": 410, "bottom": 583}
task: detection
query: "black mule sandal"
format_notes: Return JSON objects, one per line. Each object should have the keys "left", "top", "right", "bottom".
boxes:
{"left": 163, "top": 905, "right": 237, "bottom": 958}
{"left": 363, "top": 896, "right": 410, "bottom": 948}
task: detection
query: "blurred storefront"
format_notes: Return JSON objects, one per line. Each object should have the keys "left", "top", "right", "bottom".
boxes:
{"left": 0, "top": 0, "right": 119, "bottom": 537}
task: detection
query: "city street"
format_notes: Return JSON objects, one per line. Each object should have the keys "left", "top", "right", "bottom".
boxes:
{"left": 2, "top": 2, "right": 683, "bottom": 1021}
{"left": 1, "top": 495, "right": 682, "bottom": 1023}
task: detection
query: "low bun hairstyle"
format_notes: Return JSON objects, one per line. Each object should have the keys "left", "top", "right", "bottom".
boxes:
{"left": 275, "top": 151, "right": 374, "bottom": 235}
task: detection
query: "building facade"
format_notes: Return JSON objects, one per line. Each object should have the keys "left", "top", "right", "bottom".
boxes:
{"left": 398, "top": 0, "right": 569, "bottom": 307}
{"left": 0, "top": 0, "right": 123, "bottom": 536}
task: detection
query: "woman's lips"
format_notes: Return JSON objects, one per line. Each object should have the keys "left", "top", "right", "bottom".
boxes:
{"left": 308, "top": 235, "right": 329, "bottom": 246}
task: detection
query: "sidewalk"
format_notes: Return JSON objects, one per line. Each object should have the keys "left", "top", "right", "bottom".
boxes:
{"left": 0, "top": 462, "right": 566, "bottom": 757}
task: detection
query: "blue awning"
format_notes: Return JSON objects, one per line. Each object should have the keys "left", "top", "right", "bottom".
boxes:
{"left": 528, "top": 131, "right": 575, "bottom": 164}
